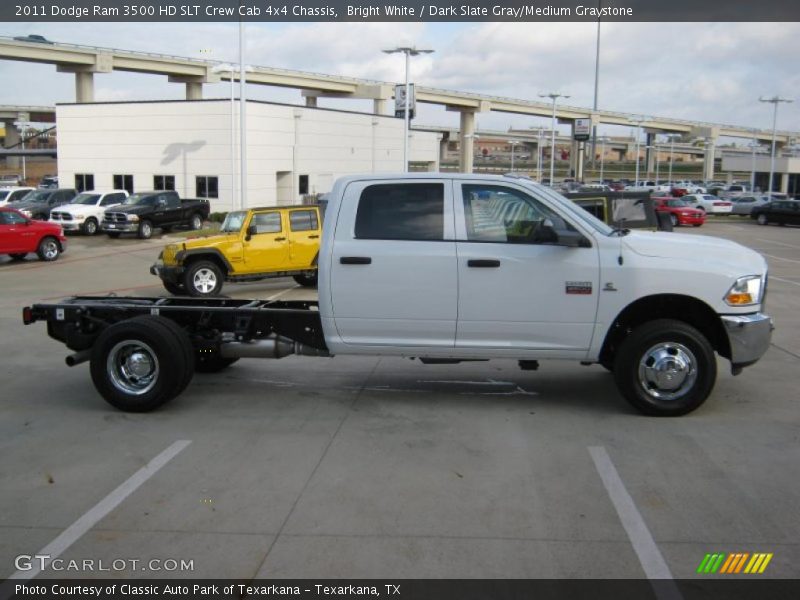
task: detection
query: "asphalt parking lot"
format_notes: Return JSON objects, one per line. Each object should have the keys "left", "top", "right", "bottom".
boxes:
{"left": 1, "top": 220, "right": 799, "bottom": 581}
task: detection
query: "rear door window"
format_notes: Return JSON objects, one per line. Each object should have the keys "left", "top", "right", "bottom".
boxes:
{"left": 289, "top": 210, "right": 319, "bottom": 232}
{"left": 354, "top": 183, "right": 444, "bottom": 241}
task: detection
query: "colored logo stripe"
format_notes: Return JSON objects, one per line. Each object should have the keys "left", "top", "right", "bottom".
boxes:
{"left": 697, "top": 552, "right": 773, "bottom": 574}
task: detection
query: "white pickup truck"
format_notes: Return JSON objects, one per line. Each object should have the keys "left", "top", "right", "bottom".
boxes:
{"left": 23, "top": 174, "right": 772, "bottom": 416}
{"left": 49, "top": 190, "right": 128, "bottom": 235}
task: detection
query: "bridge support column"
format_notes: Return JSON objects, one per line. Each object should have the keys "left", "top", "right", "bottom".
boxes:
{"left": 703, "top": 136, "right": 717, "bottom": 182}
{"left": 3, "top": 119, "right": 22, "bottom": 169}
{"left": 185, "top": 81, "right": 203, "bottom": 100}
{"left": 780, "top": 173, "right": 789, "bottom": 193}
{"left": 645, "top": 132, "right": 656, "bottom": 177}
{"left": 75, "top": 71, "right": 94, "bottom": 103}
{"left": 458, "top": 110, "right": 476, "bottom": 174}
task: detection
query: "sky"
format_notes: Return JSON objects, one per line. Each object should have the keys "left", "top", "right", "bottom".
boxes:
{"left": 1, "top": 21, "right": 798, "bottom": 141}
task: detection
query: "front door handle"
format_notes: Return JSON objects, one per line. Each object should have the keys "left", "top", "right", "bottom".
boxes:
{"left": 468, "top": 259, "right": 500, "bottom": 268}
{"left": 274, "top": 237, "right": 286, "bottom": 241}
{"left": 340, "top": 256, "right": 371, "bottom": 265}
{"left": 308, "top": 235, "right": 320, "bottom": 239}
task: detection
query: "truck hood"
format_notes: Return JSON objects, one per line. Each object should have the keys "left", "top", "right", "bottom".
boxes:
{"left": 59, "top": 204, "right": 102, "bottom": 216}
{"left": 622, "top": 231, "right": 767, "bottom": 274}
{"left": 108, "top": 205, "right": 151, "bottom": 216}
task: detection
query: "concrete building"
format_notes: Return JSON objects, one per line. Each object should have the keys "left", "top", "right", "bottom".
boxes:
{"left": 721, "top": 154, "right": 800, "bottom": 195}
{"left": 56, "top": 99, "right": 441, "bottom": 212}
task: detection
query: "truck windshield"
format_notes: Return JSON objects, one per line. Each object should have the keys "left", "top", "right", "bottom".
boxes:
{"left": 22, "top": 190, "right": 50, "bottom": 203}
{"left": 122, "top": 194, "right": 156, "bottom": 206}
{"left": 220, "top": 211, "right": 246, "bottom": 233}
{"left": 70, "top": 193, "right": 101, "bottom": 205}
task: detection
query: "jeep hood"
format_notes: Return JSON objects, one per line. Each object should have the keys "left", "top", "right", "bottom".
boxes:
{"left": 180, "top": 232, "right": 239, "bottom": 250}
{"left": 622, "top": 231, "right": 767, "bottom": 275}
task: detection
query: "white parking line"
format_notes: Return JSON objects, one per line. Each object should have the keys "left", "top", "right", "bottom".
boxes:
{"left": 9, "top": 440, "right": 191, "bottom": 581}
{"left": 771, "top": 276, "right": 800, "bottom": 288}
{"left": 589, "top": 446, "right": 682, "bottom": 600}
{"left": 757, "top": 238, "right": 800, "bottom": 250}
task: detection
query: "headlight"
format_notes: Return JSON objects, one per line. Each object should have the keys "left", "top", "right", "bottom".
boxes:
{"left": 21, "top": 210, "right": 31, "bottom": 217}
{"left": 724, "top": 275, "right": 764, "bottom": 306}
{"left": 128, "top": 214, "right": 139, "bottom": 222}
{"left": 72, "top": 214, "right": 85, "bottom": 221}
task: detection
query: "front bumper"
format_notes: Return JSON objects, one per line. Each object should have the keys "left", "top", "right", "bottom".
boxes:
{"left": 150, "top": 261, "right": 184, "bottom": 284}
{"left": 102, "top": 222, "right": 138, "bottom": 232}
{"left": 57, "top": 221, "right": 82, "bottom": 231}
{"left": 721, "top": 313, "right": 773, "bottom": 369}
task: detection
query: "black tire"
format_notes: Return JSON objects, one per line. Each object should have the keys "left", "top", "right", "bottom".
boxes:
{"left": 162, "top": 281, "right": 185, "bottom": 295}
{"left": 137, "top": 219, "right": 153, "bottom": 239}
{"left": 89, "top": 316, "right": 194, "bottom": 412}
{"left": 613, "top": 319, "right": 716, "bottom": 416}
{"left": 756, "top": 213, "right": 768, "bottom": 226}
{"left": 293, "top": 272, "right": 318, "bottom": 287}
{"left": 189, "top": 213, "right": 204, "bottom": 230}
{"left": 183, "top": 260, "right": 224, "bottom": 296}
{"left": 36, "top": 236, "right": 60, "bottom": 261}
{"left": 82, "top": 218, "right": 99, "bottom": 235}
{"left": 669, "top": 214, "right": 678, "bottom": 227}
{"left": 9, "top": 253, "right": 27, "bottom": 260}
{"left": 107, "top": 232, "right": 122, "bottom": 238}
{"left": 195, "top": 352, "right": 239, "bottom": 373}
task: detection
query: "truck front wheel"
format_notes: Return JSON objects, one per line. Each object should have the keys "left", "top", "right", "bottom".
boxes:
{"left": 137, "top": 219, "right": 153, "bottom": 239}
{"left": 89, "top": 316, "right": 195, "bottom": 412}
{"left": 293, "top": 272, "right": 318, "bottom": 287}
{"left": 613, "top": 319, "right": 716, "bottom": 416}
{"left": 184, "top": 260, "right": 223, "bottom": 296}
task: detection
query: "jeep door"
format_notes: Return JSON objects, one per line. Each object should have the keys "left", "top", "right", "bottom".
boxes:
{"left": 329, "top": 180, "right": 457, "bottom": 347}
{"left": 454, "top": 182, "right": 600, "bottom": 354}
{"left": 241, "top": 210, "right": 290, "bottom": 274}
{"left": 287, "top": 208, "right": 320, "bottom": 268}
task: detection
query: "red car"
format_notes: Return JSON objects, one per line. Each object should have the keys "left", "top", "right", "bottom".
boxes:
{"left": 0, "top": 207, "right": 67, "bottom": 261}
{"left": 652, "top": 196, "right": 706, "bottom": 227}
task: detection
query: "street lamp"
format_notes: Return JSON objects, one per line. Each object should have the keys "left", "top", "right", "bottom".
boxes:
{"left": 759, "top": 95, "right": 793, "bottom": 195}
{"left": 628, "top": 116, "right": 647, "bottom": 186}
{"left": 664, "top": 134, "right": 681, "bottom": 184}
{"left": 536, "top": 127, "right": 544, "bottom": 182}
{"left": 212, "top": 63, "right": 253, "bottom": 211}
{"left": 748, "top": 134, "right": 765, "bottom": 193}
{"left": 383, "top": 46, "right": 434, "bottom": 172}
{"left": 598, "top": 136, "right": 608, "bottom": 182}
{"left": 507, "top": 140, "right": 520, "bottom": 171}
{"left": 539, "top": 92, "right": 570, "bottom": 184}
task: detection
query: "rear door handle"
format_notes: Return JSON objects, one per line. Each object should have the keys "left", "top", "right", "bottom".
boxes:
{"left": 308, "top": 235, "right": 320, "bottom": 239}
{"left": 468, "top": 259, "right": 500, "bottom": 268}
{"left": 274, "top": 237, "right": 286, "bottom": 241}
{"left": 340, "top": 256, "right": 372, "bottom": 265}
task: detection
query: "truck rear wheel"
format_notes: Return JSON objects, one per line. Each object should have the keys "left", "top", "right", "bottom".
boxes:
{"left": 184, "top": 260, "right": 223, "bottom": 296}
{"left": 613, "top": 319, "right": 716, "bottom": 416}
{"left": 293, "top": 272, "right": 318, "bottom": 287}
{"left": 90, "top": 316, "right": 195, "bottom": 412}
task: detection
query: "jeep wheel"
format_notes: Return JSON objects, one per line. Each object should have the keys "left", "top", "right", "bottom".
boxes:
{"left": 184, "top": 260, "right": 223, "bottom": 296}
{"left": 36, "top": 236, "right": 60, "bottom": 261}
{"left": 137, "top": 220, "right": 153, "bottom": 239}
{"left": 293, "top": 272, "right": 318, "bottom": 287}
{"left": 83, "top": 218, "right": 99, "bottom": 235}
{"left": 89, "top": 315, "right": 194, "bottom": 412}
{"left": 613, "top": 319, "right": 716, "bottom": 416}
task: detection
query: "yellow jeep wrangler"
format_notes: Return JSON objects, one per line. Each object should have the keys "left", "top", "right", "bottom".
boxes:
{"left": 150, "top": 205, "right": 322, "bottom": 296}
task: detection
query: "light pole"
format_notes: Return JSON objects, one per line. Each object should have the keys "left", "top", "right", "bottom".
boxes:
{"left": 590, "top": 18, "right": 601, "bottom": 169}
{"left": 507, "top": 140, "right": 520, "bottom": 171}
{"left": 759, "top": 96, "right": 793, "bottom": 195}
{"left": 748, "top": 134, "right": 765, "bottom": 193}
{"left": 539, "top": 92, "right": 569, "bottom": 184}
{"left": 666, "top": 134, "right": 679, "bottom": 184}
{"left": 598, "top": 136, "right": 607, "bottom": 182}
{"left": 629, "top": 117, "right": 646, "bottom": 186}
{"left": 212, "top": 63, "right": 253, "bottom": 211}
{"left": 383, "top": 46, "right": 434, "bottom": 173}
{"left": 536, "top": 127, "right": 544, "bottom": 182}
{"left": 238, "top": 21, "right": 247, "bottom": 210}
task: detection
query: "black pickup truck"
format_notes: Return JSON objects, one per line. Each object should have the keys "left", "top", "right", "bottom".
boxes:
{"left": 101, "top": 191, "right": 210, "bottom": 239}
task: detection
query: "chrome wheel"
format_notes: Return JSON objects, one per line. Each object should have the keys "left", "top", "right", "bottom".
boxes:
{"left": 757, "top": 213, "right": 768, "bottom": 226}
{"left": 107, "top": 340, "right": 160, "bottom": 396}
{"left": 140, "top": 221, "right": 152, "bottom": 238}
{"left": 192, "top": 267, "right": 218, "bottom": 294}
{"left": 41, "top": 240, "right": 59, "bottom": 260}
{"left": 638, "top": 342, "right": 697, "bottom": 401}
{"left": 84, "top": 219, "right": 97, "bottom": 235}
{"left": 190, "top": 214, "right": 202, "bottom": 230}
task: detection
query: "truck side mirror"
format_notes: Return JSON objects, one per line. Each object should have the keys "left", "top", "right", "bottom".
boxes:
{"left": 245, "top": 224, "right": 257, "bottom": 241}
{"left": 535, "top": 217, "right": 587, "bottom": 248}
